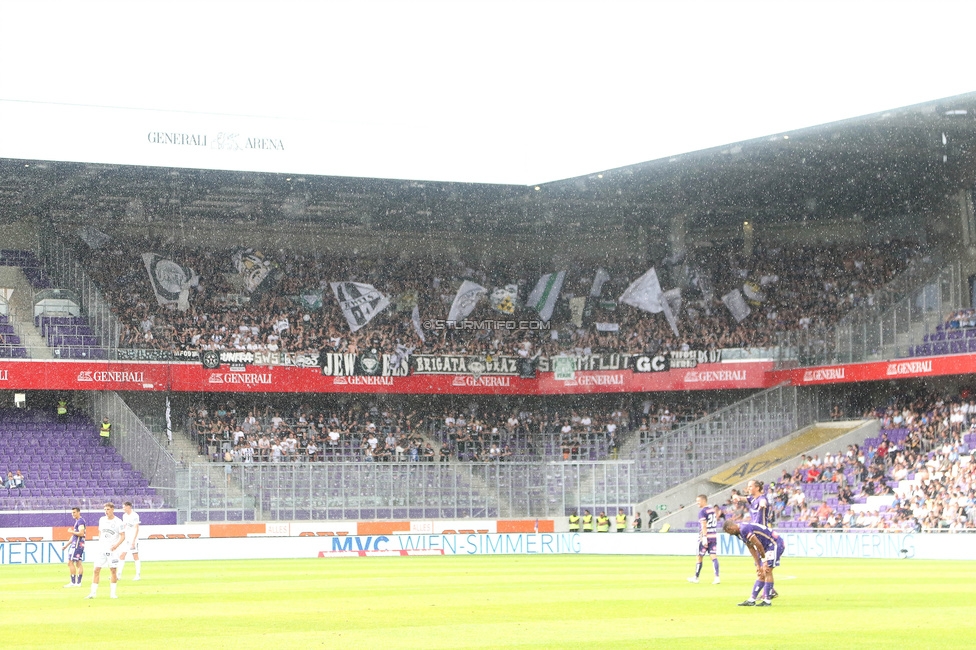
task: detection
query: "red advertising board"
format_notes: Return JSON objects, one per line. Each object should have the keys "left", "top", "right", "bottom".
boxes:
{"left": 0, "top": 359, "right": 776, "bottom": 394}
{"left": 788, "top": 353, "right": 976, "bottom": 385}
{"left": 6, "top": 353, "right": 966, "bottom": 394}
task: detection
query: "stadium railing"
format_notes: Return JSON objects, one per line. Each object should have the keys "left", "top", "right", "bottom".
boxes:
{"left": 88, "top": 390, "right": 178, "bottom": 508}
{"left": 631, "top": 384, "right": 824, "bottom": 502}
{"left": 173, "top": 459, "right": 637, "bottom": 523}
{"left": 39, "top": 227, "right": 122, "bottom": 351}
{"left": 776, "top": 256, "right": 964, "bottom": 366}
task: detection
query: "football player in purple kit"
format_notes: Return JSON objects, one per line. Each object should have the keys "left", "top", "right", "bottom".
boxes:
{"left": 732, "top": 479, "right": 779, "bottom": 598}
{"left": 732, "top": 479, "right": 770, "bottom": 526}
{"left": 723, "top": 519, "right": 784, "bottom": 607}
{"left": 687, "top": 495, "right": 720, "bottom": 584}
{"left": 62, "top": 507, "right": 86, "bottom": 588}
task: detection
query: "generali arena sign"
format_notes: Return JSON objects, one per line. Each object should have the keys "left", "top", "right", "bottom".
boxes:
{"left": 0, "top": 359, "right": 774, "bottom": 394}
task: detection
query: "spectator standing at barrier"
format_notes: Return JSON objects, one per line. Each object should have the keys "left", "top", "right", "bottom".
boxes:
{"left": 615, "top": 509, "right": 627, "bottom": 533}
{"left": 99, "top": 417, "right": 112, "bottom": 447}
{"left": 57, "top": 398, "right": 69, "bottom": 421}
{"left": 568, "top": 511, "right": 580, "bottom": 533}
{"left": 647, "top": 509, "right": 659, "bottom": 531}
{"left": 596, "top": 511, "right": 610, "bottom": 532}
{"left": 62, "top": 507, "right": 86, "bottom": 588}
{"left": 632, "top": 511, "right": 642, "bottom": 532}
{"left": 582, "top": 510, "right": 594, "bottom": 533}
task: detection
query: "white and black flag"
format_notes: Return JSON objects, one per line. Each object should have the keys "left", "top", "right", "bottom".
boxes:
{"left": 448, "top": 280, "right": 487, "bottom": 323}
{"left": 232, "top": 249, "right": 272, "bottom": 293}
{"left": 331, "top": 281, "right": 390, "bottom": 332}
{"left": 141, "top": 253, "right": 198, "bottom": 311}
{"left": 722, "top": 288, "right": 752, "bottom": 323}
{"left": 619, "top": 267, "right": 678, "bottom": 336}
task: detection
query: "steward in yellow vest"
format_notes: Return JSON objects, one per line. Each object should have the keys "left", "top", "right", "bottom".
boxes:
{"left": 582, "top": 510, "right": 594, "bottom": 532}
{"left": 596, "top": 512, "right": 610, "bottom": 533}
{"left": 615, "top": 510, "right": 627, "bottom": 532}
{"left": 568, "top": 512, "right": 580, "bottom": 532}
{"left": 99, "top": 418, "right": 112, "bottom": 446}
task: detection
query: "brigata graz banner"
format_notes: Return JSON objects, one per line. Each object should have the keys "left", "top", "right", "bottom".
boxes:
{"left": 410, "top": 355, "right": 520, "bottom": 376}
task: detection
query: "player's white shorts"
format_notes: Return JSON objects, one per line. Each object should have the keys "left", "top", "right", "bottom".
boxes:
{"left": 92, "top": 548, "right": 120, "bottom": 569}
{"left": 122, "top": 540, "right": 139, "bottom": 555}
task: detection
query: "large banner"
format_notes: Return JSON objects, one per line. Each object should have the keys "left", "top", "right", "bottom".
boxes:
{"left": 6, "top": 350, "right": 969, "bottom": 394}
{"left": 3, "top": 531, "right": 973, "bottom": 564}
{"left": 0, "top": 359, "right": 775, "bottom": 394}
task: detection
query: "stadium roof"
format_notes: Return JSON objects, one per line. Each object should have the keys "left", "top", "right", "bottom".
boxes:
{"left": 2, "top": 91, "right": 976, "bottom": 240}
{"left": 1, "top": 2, "right": 975, "bottom": 239}
{"left": 2, "top": 2, "right": 976, "bottom": 187}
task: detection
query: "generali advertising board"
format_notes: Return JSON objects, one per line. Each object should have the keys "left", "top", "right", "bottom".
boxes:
{"left": 0, "top": 359, "right": 774, "bottom": 394}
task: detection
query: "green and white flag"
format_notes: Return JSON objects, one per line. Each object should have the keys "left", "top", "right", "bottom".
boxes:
{"left": 290, "top": 291, "right": 323, "bottom": 310}
{"left": 527, "top": 271, "right": 565, "bottom": 322}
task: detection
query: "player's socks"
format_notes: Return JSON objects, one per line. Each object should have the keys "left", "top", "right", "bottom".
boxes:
{"left": 712, "top": 559, "right": 719, "bottom": 576}
{"left": 117, "top": 559, "right": 126, "bottom": 578}
{"left": 751, "top": 580, "right": 763, "bottom": 600}
{"left": 88, "top": 583, "right": 98, "bottom": 598}
{"left": 694, "top": 562, "right": 702, "bottom": 578}
{"left": 762, "top": 582, "right": 772, "bottom": 601}
{"left": 110, "top": 583, "right": 117, "bottom": 598}
{"left": 134, "top": 560, "right": 141, "bottom": 578}
{"left": 77, "top": 573, "right": 83, "bottom": 586}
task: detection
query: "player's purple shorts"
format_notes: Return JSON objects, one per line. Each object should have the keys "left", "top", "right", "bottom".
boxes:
{"left": 761, "top": 536, "right": 785, "bottom": 568}
{"left": 698, "top": 536, "right": 717, "bottom": 555}
{"left": 69, "top": 545, "right": 85, "bottom": 562}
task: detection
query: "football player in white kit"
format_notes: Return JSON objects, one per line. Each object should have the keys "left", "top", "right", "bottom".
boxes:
{"left": 85, "top": 503, "right": 126, "bottom": 599}
{"left": 118, "top": 501, "right": 141, "bottom": 581}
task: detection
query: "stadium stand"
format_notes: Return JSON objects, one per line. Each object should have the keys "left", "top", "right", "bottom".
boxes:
{"left": 0, "top": 314, "right": 28, "bottom": 358}
{"left": 703, "top": 394, "right": 976, "bottom": 532}
{"left": 0, "top": 409, "right": 158, "bottom": 511}
{"left": 72, "top": 236, "right": 922, "bottom": 358}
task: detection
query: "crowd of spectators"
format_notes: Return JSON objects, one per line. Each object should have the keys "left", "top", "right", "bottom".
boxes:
{"left": 74, "top": 234, "right": 920, "bottom": 358}
{"left": 183, "top": 398, "right": 708, "bottom": 464}
{"left": 730, "top": 393, "right": 976, "bottom": 533}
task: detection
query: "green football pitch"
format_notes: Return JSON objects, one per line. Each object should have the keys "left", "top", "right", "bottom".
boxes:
{"left": 2, "top": 555, "right": 975, "bottom": 649}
